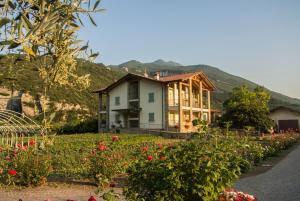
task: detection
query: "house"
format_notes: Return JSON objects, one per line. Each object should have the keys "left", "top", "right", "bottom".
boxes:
{"left": 270, "top": 106, "right": 300, "bottom": 132}
{"left": 93, "top": 71, "right": 216, "bottom": 133}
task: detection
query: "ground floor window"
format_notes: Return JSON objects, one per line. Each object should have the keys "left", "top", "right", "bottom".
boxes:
{"left": 202, "top": 112, "right": 208, "bottom": 121}
{"left": 168, "top": 111, "right": 179, "bottom": 126}
{"left": 149, "top": 112, "right": 155, "bottom": 122}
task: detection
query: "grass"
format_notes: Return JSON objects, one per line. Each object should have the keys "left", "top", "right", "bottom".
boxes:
{"left": 48, "top": 133, "right": 182, "bottom": 179}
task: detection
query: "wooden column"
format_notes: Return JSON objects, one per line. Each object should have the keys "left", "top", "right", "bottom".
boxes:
{"left": 199, "top": 81, "right": 203, "bottom": 120}
{"left": 178, "top": 81, "right": 183, "bottom": 132}
{"left": 208, "top": 90, "right": 211, "bottom": 123}
{"left": 189, "top": 78, "right": 193, "bottom": 123}
{"left": 98, "top": 93, "right": 103, "bottom": 133}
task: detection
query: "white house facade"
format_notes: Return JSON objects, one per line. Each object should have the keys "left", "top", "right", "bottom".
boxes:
{"left": 270, "top": 106, "right": 300, "bottom": 132}
{"left": 94, "top": 71, "right": 215, "bottom": 133}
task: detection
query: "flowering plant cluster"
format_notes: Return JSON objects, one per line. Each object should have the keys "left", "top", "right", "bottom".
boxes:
{"left": 219, "top": 189, "right": 257, "bottom": 201}
{"left": 124, "top": 138, "right": 242, "bottom": 201}
{"left": 0, "top": 139, "right": 52, "bottom": 186}
{"left": 89, "top": 136, "right": 127, "bottom": 189}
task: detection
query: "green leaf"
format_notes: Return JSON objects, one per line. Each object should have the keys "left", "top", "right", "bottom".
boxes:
{"left": 8, "top": 0, "right": 16, "bottom": 9}
{"left": 21, "top": 14, "right": 33, "bottom": 30}
{"left": 89, "top": 52, "right": 99, "bottom": 58}
{"left": 88, "top": 14, "right": 97, "bottom": 26}
{"left": 93, "top": 0, "right": 101, "bottom": 11}
{"left": 80, "top": 45, "right": 88, "bottom": 51}
{"left": 0, "top": 18, "right": 10, "bottom": 28}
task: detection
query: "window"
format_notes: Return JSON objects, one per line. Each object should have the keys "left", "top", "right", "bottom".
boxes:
{"left": 115, "top": 97, "right": 120, "bottom": 105}
{"left": 148, "top": 92, "right": 154, "bottom": 103}
{"left": 202, "top": 113, "right": 208, "bottom": 121}
{"left": 149, "top": 113, "right": 155, "bottom": 122}
{"left": 115, "top": 114, "right": 120, "bottom": 123}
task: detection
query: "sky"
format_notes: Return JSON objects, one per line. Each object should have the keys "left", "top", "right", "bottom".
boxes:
{"left": 78, "top": 0, "right": 300, "bottom": 99}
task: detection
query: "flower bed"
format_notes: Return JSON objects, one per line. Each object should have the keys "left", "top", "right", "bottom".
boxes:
{"left": 219, "top": 189, "right": 257, "bottom": 201}
{"left": 0, "top": 140, "right": 52, "bottom": 186}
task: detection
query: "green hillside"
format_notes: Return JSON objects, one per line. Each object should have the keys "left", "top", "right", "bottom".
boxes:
{"left": 0, "top": 55, "right": 124, "bottom": 117}
{"left": 1, "top": 55, "right": 299, "bottom": 120}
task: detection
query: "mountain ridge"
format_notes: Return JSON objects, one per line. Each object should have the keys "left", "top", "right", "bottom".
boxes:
{"left": 111, "top": 59, "right": 300, "bottom": 111}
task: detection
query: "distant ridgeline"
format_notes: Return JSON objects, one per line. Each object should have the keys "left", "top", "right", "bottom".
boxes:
{"left": 1, "top": 55, "right": 300, "bottom": 123}
{"left": 109, "top": 59, "right": 300, "bottom": 112}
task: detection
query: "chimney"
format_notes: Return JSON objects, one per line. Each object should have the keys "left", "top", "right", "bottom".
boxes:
{"left": 154, "top": 71, "right": 160, "bottom": 80}
{"left": 144, "top": 68, "right": 149, "bottom": 77}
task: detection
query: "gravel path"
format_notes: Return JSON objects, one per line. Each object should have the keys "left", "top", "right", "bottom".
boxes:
{"left": 236, "top": 144, "right": 300, "bottom": 201}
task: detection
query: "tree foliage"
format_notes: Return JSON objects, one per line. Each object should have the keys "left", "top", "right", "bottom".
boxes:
{"left": 0, "top": 0, "right": 103, "bottom": 89}
{"left": 221, "top": 86, "right": 272, "bottom": 131}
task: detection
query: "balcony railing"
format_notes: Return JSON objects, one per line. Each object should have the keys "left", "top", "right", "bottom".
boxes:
{"left": 169, "top": 98, "right": 205, "bottom": 108}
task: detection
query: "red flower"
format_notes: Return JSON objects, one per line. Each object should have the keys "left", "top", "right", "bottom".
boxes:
{"left": 8, "top": 169, "right": 17, "bottom": 176}
{"left": 112, "top": 136, "right": 119, "bottom": 142}
{"left": 109, "top": 182, "right": 116, "bottom": 187}
{"left": 29, "top": 139, "right": 36, "bottom": 146}
{"left": 142, "top": 146, "right": 149, "bottom": 152}
{"left": 88, "top": 196, "right": 97, "bottom": 201}
{"left": 98, "top": 144, "right": 107, "bottom": 151}
{"left": 147, "top": 155, "right": 153, "bottom": 161}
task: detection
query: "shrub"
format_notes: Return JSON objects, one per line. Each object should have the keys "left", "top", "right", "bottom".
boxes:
{"left": 89, "top": 138, "right": 127, "bottom": 189}
{"left": 0, "top": 142, "right": 52, "bottom": 186}
{"left": 54, "top": 118, "right": 98, "bottom": 134}
{"left": 124, "top": 139, "right": 242, "bottom": 201}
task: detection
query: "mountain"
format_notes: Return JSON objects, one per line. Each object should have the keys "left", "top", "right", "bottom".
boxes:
{"left": 111, "top": 60, "right": 300, "bottom": 111}
{"left": 1, "top": 55, "right": 299, "bottom": 122}
{"left": 150, "top": 59, "right": 181, "bottom": 67}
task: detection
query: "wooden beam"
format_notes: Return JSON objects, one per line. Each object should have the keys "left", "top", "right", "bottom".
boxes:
{"left": 178, "top": 81, "right": 183, "bottom": 132}
{"left": 189, "top": 78, "right": 193, "bottom": 124}
{"left": 208, "top": 90, "right": 211, "bottom": 123}
{"left": 181, "top": 82, "right": 189, "bottom": 87}
{"left": 200, "top": 81, "right": 203, "bottom": 118}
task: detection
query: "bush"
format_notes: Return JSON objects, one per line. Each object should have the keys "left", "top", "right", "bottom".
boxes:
{"left": 89, "top": 137, "right": 127, "bottom": 189}
{"left": 124, "top": 139, "right": 242, "bottom": 201}
{"left": 0, "top": 142, "right": 52, "bottom": 186}
{"left": 54, "top": 118, "right": 98, "bottom": 134}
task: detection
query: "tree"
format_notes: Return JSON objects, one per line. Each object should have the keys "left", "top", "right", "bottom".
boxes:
{"left": 0, "top": 0, "right": 102, "bottom": 125}
{"left": 221, "top": 86, "right": 272, "bottom": 132}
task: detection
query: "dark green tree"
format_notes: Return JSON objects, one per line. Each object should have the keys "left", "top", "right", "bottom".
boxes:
{"left": 221, "top": 86, "right": 272, "bottom": 132}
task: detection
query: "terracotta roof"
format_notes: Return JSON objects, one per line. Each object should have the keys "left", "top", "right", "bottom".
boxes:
{"left": 159, "top": 72, "right": 196, "bottom": 82}
{"left": 92, "top": 71, "right": 216, "bottom": 93}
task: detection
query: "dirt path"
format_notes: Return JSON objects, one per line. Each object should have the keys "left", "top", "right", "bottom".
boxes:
{"left": 0, "top": 184, "right": 124, "bottom": 201}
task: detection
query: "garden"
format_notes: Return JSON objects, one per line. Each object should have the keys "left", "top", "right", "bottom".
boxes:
{"left": 0, "top": 131, "right": 298, "bottom": 201}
